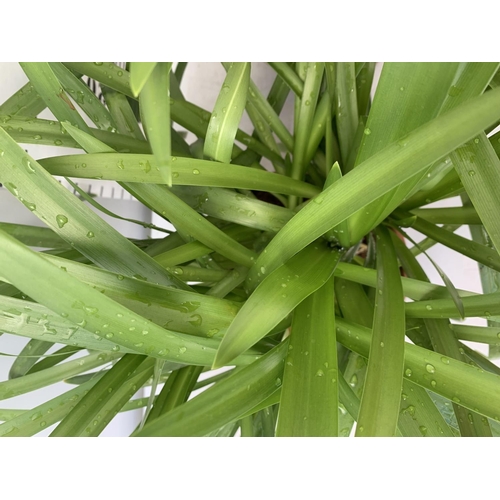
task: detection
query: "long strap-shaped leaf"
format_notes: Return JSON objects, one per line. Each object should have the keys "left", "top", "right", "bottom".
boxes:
{"left": 140, "top": 62, "right": 173, "bottom": 185}
{"left": 0, "top": 294, "right": 134, "bottom": 352}
{"left": 0, "top": 115, "right": 151, "bottom": 153}
{"left": 0, "top": 229, "right": 256, "bottom": 367}
{"left": 355, "top": 227, "right": 405, "bottom": 436}
{"left": 133, "top": 341, "right": 288, "bottom": 437}
{"left": 48, "top": 62, "right": 117, "bottom": 132}
{"left": 63, "top": 62, "right": 132, "bottom": 97}
{"left": 8, "top": 339, "right": 53, "bottom": 379}
{"left": 38, "top": 153, "right": 320, "bottom": 198}
{"left": 1, "top": 252, "right": 240, "bottom": 341}
{"left": 405, "top": 291, "right": 500, "bottom": 319}
{"left": 0, "top": 374, "right": 104, "bottom": 437}
{"left": 0, "top": 222, "right": 67, "bottom": 249}
{"left": 0, "top": 127, "right": 188, "bottom": 290}
{"left": 124, "top": 183, "right": 257, "bottom": 267}
{"left": 246, "top": 86, "right": 500, "bottom": 290}
{"left": 204, "top": 63, "right": 250, "bottom": 163}
{"left": 276, "top": 278, "right": 338, "bottom": 436}
{"left": 409, "top": 216, "right": 500, "bottom": 273}
{"left": 0, "top": 351, "right": 119, "bottom": 401}
{"left": 336, "top": 318, "right": 500, "bottom": 422}
{"left": 0, "top": 81, "right": 45, "bottom": 117}
{"left": 412, "top": 206, "right": 481, "bottom": 225}
{"left": 50, "top": 354, "right": 149, "bottom": 437}
{"left": 19, "top": 62, "right": 92, "bottom": 134}
{"left": 346, "top": 63, "right": 460, "bottom": 244}
{"left": 213, "top": 243, "right": 341, "bottom": 368}
{"left": 130, "top": 62, "right": 158, "bottom": 97}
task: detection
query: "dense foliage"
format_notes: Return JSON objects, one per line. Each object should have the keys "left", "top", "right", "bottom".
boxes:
{"left": 1, "top": 62, "right": 500, "bottom": 437}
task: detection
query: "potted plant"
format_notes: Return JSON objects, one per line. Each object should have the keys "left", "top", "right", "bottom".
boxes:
{"left": 0, "top": 61, "right": 500, "bottom": 437}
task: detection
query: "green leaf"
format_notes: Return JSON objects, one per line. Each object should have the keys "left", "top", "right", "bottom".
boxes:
{"left": 246, "top": 87, "right": 500, "bottom": 290}
{"left": 336, "top": 318, "right": 500, "bottom": 422}
{"left": 204, "top": 63, "right": 250, "bottom": 164}
{"left": 0, "top": 351, "right": 119, "bottom": 402}
{"left": 290, "top": 63, "right": 324, "bottom": 183}
{"left": 8, "top": 339, "right": 53, "bottom": 379}
{"left": 50, "top": 354, "right": 149, "bottom": 437}
{"left": 123, "top": 183, "right": 257, "bottom": 267}
{"left": 450, "top": 324, "right": 500, "bottom": 346}
{"left": 0, "top": 115, "right": 151, "bottom": 153}
{"left": 396, "top": 228, "right": 465, "bottom": 319}
{"left": 335, "top": 63, "right": 359, "bottom": 165}
{"left": 356, "top": 227, "right": 405, "bottom": 436}
{"left": 101, "top": 87, "right": 146, "bottom": 141}
{"left": 0, "top": 222, "right": 67, "bottom": 249}
{"left": 19, "top": 63, "right": 92, "bottom": 134}
{"left": 63, "top": 62, "right": 132, "bottom": 97}
{"left": 133, "top": 341, "right": 287, "bottom": 437}
{"left": 48, "top": 62, "right": 117, "bottom": 132}
{"left": 0, "top": 229, "right": 256, "bottom": 367}
{"left": 346, "top": 63, "right": 460, "bottom": 244}
{"left": 0, "top": 81, "right": 45, "bottom": 117}
{"left": 268, "top": 62, "right": 304, "bottom": 97}
{"left": 0, "top": 374, "right": 104, "bottom": 436}
{"left": 130, "top": 62, "right": 158, "bottom": 97}
{"left": 412, "top": 206, "right": 481, "bottom": 225}
{"left": 398, "top": 381, "right": 455, "bottom": 437}
{"left": 410, "top": 216, "right": 500, "bottom": 274}
{"left": 0, "top": 127, "right": 188, "bottom": 290}
{"left": 170, "top": 185, "right": 294, "bottom": 233}
{"left": 38, "top": 153, "right": 320, "bottom": 198}
{"left": 276, "top": 278, "right": 338, "bottom": 436}
{"left": 214, "top": 243, "right": 341, "bottom": 368}
{"left": 140, "top": 62, "right": 173, "bottom": 185}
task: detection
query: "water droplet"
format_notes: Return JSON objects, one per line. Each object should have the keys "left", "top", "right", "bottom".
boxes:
{"left": 431, "top": 380, "right": 437, "bottom": 387}
{"left": 400, "top": 86, "right": 405, "bottom": 91}
{"left": 86, "top": 231, "right": 95, "bottom": 238}
{"left": 95, "top": 62, "right": 103, "bottom": 66}
{"left": 364, "top": 128, "right": 371, "bottom": 135}
{"left": 468, "top": 170, "right": 476, "bottom": 176}
{"left": 380, "top": 341, "right": 385, "bottom": 347}
{"left": 192, "top": 169, "right": 200, "bottom": 175}
{"left": 474, "top": 138, "right": 480, "bottom": 144}
{"left": 425, "top": 304, "right": 433, "bottom": 310}
{"left": 441, "top": 356, "right": 450, "bottom": 364}
{"left": 56, "top": 214, "right": 68, "bottom": 228}
{"left": 349, "top": 374, "right": 358, "bottom": 387}
{"left": 405, "top": 368, "right": 412, "bottom": 377}
{"left": 448, "top": 85, "right": 462, "bottom": 97}
{"left": 19, "top": 197, "right": 36, "bottom": 211}
{"left": 117, "top": 160, "right": 125, "bottom": 169}
{"left": 54, "top": 139, "right": 63, "bottom": 146}
{"left": 178, "top": 346, "right": 187, "bottom": 354}
{"left": 112, "top": 346, "right": 120, "bottom": 352}
{"left": 452, "top": 396, "right": 461, "bottom": 403}
{"left": 260, "top": 266, "right": 266, "bottom": 274}
{"left": 419, "top": 425, "right": 428, "bottom": 436}
{"left": 425, "top": 364, "right": 435, "bottom": 374}
{"left": 207, "top": 328, "right": 219, "bottom": 338}
{"left": 316, "top": 369, "right": 324, "bottom": 377}
{"left": 275, "top": 377, "right": 282, "bottom": 387}
{"left": 188, "top": 314, "right": 202, "bottom": 326}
